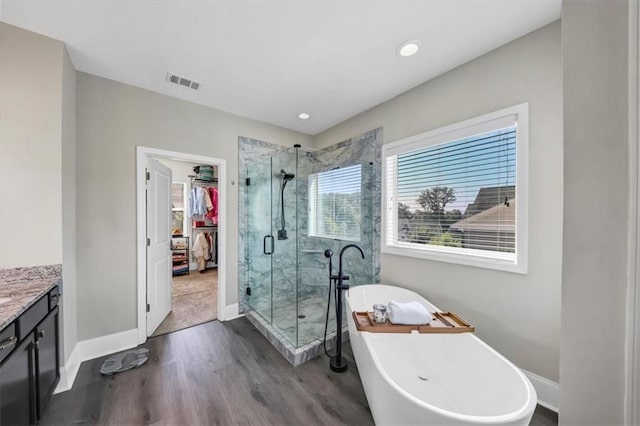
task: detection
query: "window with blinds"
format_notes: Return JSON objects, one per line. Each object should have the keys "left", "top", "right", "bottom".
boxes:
{"left": 383, "top": 104, "right": 528, "bottom": 273}
{"left": 308, "top": 164, "right": 362, "bottom": 241}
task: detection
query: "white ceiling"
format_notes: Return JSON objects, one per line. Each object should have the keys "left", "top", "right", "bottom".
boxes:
{"left": 1, "top": 1, "right": 560, "bottom": 135}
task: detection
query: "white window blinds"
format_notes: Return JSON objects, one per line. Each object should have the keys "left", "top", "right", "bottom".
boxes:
{"left": 308, "top": 164, "right": 362, "bottom": 241}
{"left": 383, "top": 104, "right": 528, "bottom": 273}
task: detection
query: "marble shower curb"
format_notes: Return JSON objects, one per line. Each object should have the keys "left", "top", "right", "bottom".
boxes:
{"left": 246, "top": 309, "right": 349, "bottom": 366}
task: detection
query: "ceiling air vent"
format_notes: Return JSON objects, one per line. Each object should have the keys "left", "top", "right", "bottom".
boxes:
{"left": 166, "top": 72, "right": 200, "bottom": 91}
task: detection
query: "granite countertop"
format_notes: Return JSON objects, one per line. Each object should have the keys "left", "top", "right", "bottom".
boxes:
{"left": 0, "top": 265, "right": 62, "bottom": 331}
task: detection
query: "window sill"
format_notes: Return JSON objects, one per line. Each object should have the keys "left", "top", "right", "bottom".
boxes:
{"left": 308, "top": 234, "right": 361, "bottom": 243}
{"left": 382, "top": 244, "right": 527, "bottom": 274}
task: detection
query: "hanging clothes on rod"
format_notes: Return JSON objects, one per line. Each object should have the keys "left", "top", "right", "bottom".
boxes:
{"left": 192, "top": 232, "right": 210, "bottom": 272}
{"left": 189, "top": 174, "right": 217, "bottom": 219}
{"left": 205, "top": 232, "right": 214, "bottom": 263}
{"left": 189, "top": 171, "right": 219, "bottom": 271}
{"left": 205, "top": 187, "right": 218, "bottom": 225}
{"left": 188, "top": 186, "right": 210, "bottom": 217}
{"left": 191, "top": 229, "right": 217, "bottom": 271}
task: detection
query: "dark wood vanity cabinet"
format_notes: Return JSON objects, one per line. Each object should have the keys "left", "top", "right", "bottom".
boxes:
{"left": 35, "top": 307, "right": 59, "bottom": 419}
{"left": 0, "top": 333, "right": 35, "bottom": 425}
{"left": 0, "top": 287, "right": 60, "bottom": 425}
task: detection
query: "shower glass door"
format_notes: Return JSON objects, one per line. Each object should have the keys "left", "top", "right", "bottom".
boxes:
{"left": 246, "top": 150, "right": 299, "bottom": 347}
{"left": 270, "top": 150, "right": 298, "bottom": 345}
{"left": 246, "top": 158, "right": 273, "bottom": 323}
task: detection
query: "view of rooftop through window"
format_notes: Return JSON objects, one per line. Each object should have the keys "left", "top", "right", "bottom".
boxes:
{"left": 396, "top": 126, "right": 517, "bottom": 253}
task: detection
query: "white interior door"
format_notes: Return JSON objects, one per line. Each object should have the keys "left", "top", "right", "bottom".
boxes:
{"left": 146, "top": 157, "right": 172, "bottom": 336}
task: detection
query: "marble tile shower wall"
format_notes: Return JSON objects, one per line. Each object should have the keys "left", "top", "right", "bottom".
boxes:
{"left": 269, "top": 150, "right": 300, "bottom": 338}
{"left": 238, "top": 129, "right": 382, "bottom": 335}
{"left": 271, "top": 149, "right": 299, "bottom": 294}
{"left": 297, "top": 129, "right": 382, "bottom": 299}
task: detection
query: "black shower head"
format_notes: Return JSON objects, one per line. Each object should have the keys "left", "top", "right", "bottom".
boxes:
{"left": 281, "top": 169, "right": 295, "bottom": 181}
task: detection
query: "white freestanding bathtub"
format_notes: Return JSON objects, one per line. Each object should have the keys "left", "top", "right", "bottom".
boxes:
{"left": 345, "top": 284, "right": 537, "bottom": 426}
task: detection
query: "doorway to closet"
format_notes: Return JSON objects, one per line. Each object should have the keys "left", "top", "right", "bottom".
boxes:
{"left": 152, "top": 158, "right": 219, "bottom": 336}
{"left": 135, "top": 147, "right": 227, "bottom": 343}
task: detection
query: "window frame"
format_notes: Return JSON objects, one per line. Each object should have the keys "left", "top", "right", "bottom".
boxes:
{"left": 308, "top": 164, "right": 363, "bottom": 242}
{"left": 382, "top": 103, "right": 529, "bottom": 274}
{"left": 171, "top": 180, "right": 188, "bottom": 237}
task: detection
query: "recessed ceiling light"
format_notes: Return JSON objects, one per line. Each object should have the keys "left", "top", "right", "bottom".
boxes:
{"left": 298, "top": 113, "right": 310, "bottom": 120}
{"left": 397, "top": 40, "right": 421, "bottom": 57}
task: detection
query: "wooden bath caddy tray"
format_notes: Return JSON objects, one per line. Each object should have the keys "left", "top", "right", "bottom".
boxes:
{"left": 352, "top": 311, "right": 475, "bottom": 334}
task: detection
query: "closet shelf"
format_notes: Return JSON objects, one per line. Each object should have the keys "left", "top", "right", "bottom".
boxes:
{"left": 171, "top": 236, "right": 190, "bottom": 276}
{"left": 189, "top": 176, "right": 218, "bottom": 184}
{"left": 193, "top": 226, "right": 218, "bottom": 229}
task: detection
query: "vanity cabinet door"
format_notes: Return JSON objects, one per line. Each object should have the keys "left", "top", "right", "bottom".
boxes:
{"left": 0, "top": 333, "right": 36, "bottom": 426}
{"left": 35, "top": 307, "right": 59, "bottom": 420}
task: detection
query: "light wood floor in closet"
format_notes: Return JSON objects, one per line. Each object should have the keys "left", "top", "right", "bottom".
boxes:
{"left": 151, "top": 268, "right": 217, "bottom": 337}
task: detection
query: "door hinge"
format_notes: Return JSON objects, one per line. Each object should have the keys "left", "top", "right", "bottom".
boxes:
{"left": 146, "top": 303, "right": 150, "bottom": 313}
{"left": 146, "top": 238, "right": 151, "bottom": 247}
{"left": 245, "top": 177, "right": 251, "bottom": 186}
{"left": 145, "top": 169, "right": 150, "bottom": 182}
{"left": 246, "top": 287, "right": 252, "bottom": 296}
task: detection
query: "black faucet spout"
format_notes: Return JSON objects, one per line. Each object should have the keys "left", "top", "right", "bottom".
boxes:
{"left": 339, "top": 244, "right": 365, "bottom": 259}
{"left": 337, "top": 244, "right": 365, "bottom": 285}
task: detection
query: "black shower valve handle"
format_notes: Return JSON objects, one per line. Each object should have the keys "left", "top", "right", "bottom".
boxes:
{"left": 330, "top": 274, "right": 349, "bottom": 281}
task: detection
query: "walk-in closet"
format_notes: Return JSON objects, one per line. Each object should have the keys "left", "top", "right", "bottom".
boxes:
{"left": 151, "top": 158, "right": 220, "bottom": 336}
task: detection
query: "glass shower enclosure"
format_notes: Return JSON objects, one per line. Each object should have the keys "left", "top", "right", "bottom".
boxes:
{"left": 244, "top": 142, "right": 378, "bottom": 350}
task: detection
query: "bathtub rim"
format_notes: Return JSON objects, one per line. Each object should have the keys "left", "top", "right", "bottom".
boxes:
{"left": 346, "top": 284, "right": 538, "bottom": 425}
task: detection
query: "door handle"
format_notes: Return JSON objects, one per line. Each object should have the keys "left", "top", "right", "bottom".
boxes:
{"left": 263, "top": 235, "right": 274, "bottom": 255}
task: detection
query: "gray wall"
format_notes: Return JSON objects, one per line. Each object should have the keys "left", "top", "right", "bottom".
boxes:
{"left": 0, "top": 23, "right": 64, "bottom": 268}
{"left": 313, "top": 22, "right": 562, "bottom": 382}
{"left": 61, "top": 46, "right": 78, "bottom": 363}
{"left": 0, "top": 23, "right": 78, "bottom": 365}
{"left": 76, "top": 73, "right": 312, "bottom": 340}
{"left": 560, "top": 1, "right": 629, "bottom": 424}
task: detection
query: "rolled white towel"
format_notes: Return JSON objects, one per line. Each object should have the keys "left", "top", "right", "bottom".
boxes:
{"left": 387, "top": 300, "right": 433, "bottom": 325}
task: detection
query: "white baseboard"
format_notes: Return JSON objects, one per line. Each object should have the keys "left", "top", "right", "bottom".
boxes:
{"left": 77, "top": 328, "right": 138, "bottom": 362}
{"left": 54, "top": 345, "right": 81, "bottom": 394}
{"left": 219, "top": 303, "right": 242, "bottom": 321}
{"left": 54, "top": 328, "right": 138, "bottom": 394}
{"left": 522, "top": 369, "right": 559, "bottom": 412}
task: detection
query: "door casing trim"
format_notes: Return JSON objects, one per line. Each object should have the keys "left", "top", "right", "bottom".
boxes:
{"left": 626, "top": 2, "right": 640, "bottom": 423}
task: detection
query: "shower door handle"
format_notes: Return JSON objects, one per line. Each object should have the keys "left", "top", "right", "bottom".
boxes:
{"left": 263, "top": 235, "right": 274, "bottom": 255}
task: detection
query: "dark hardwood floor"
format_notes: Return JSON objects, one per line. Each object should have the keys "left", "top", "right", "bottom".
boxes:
{"left": 42, "top": 318, "right": 558, "bottom": 425}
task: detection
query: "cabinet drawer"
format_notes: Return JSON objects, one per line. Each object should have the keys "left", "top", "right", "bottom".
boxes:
{"left": 48, "top": 287, "right": 60, "bottom": 310}
{"left": 0, "top": 323, "right": 18, "bottom": 364}
{"left": 17, "top": 296, "right": 48, "bottom": 341}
